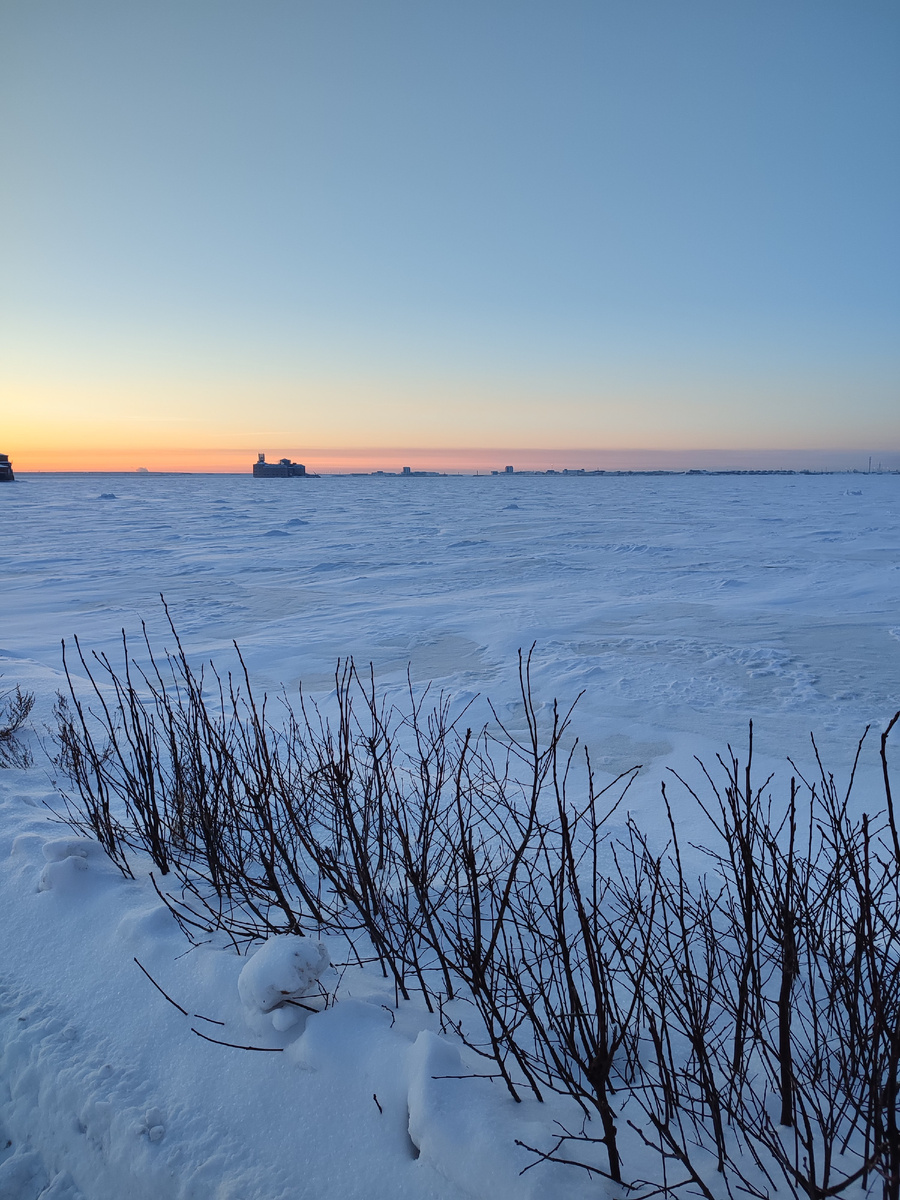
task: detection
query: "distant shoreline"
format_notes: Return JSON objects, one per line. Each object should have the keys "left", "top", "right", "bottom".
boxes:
{"left": 8, "top": 468, "right": 900, "bottom": 479}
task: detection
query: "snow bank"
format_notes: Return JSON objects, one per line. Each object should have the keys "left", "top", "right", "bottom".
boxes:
{"left": 1, "top": 769, "right": 580, "bottom": 1200}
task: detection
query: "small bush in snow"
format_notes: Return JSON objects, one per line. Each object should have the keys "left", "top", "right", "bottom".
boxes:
{"left": 0, "top": 683, "right": 34, "bottom": 768}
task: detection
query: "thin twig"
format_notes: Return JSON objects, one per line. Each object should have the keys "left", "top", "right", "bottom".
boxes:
{"left": 190, "top": 1027, "right": 283, "bottom": 1051}
{"left": 133, "top": 957, "right": 188, "bottom": 1016}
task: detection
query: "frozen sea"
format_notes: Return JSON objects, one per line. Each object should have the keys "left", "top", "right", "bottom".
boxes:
{"left": 2, "top": 469, "right": 899, "bottom": 782}
{"left": 1, "top": 469, "right": 900, "bottom": 1200}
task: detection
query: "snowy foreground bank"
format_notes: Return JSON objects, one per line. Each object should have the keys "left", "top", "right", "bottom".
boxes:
{"left": 0, "top": 764, "right": 595, "bottom": 1200}
{"left": 1, "top": 473, "right": 899, "bottom": 1199}
{"left": 3, "top": 691, "right": 899, "bottom": 1200}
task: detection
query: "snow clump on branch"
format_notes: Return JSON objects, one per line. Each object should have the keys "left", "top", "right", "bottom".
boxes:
{"left": 238, "top": 936, "right": 329, "bottom": 1029}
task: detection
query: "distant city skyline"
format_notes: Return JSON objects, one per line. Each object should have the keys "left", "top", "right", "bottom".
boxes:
{"left": 11, "top": 445, "right": 900, "bottom": 476}
{"left": 2, "top": 1, "right": 897, "bottom": 470}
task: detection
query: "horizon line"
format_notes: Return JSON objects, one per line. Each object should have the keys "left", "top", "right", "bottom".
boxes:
{"left": 6, "top": 444, "right": 900, "bottom": 475}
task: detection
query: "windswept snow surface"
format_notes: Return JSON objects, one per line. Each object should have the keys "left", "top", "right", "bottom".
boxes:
{"left": 1, "top": 471, "right": 899, "bottom": 1198}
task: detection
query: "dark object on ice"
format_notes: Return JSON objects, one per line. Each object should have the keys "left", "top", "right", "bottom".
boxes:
{"left": 99, "top": 493, "right": 117, "bottom": 500}
{"left": 253, "top": 453, "right": 318, "bottom": 478}
{"left": 0, "top": 453, "right": 14, "bottom": 482}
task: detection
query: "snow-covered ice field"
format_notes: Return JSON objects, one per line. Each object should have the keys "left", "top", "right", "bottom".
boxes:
{"left": 5, "top": 471, "right": 900, "bottom": 760}
{"left": 1, "top": 471, "right": 898, "bottom": 1199}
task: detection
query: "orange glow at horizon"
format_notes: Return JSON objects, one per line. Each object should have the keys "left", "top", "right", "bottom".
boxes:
{"left": 5, "top": 368, "right": 895, "bottom": 475}
{"left": 6, "top": 444, "right": 883, "bottom": 475}
{"left": 10, "top": 445, "right": 621, "bottom": 474}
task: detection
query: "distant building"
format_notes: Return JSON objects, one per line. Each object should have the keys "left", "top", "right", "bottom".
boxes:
{"left": 252, "top": 453, "right": 317, "bottom": 478}
{"left": 0, "top": 453, "right": 14, "bottom": 482}
{"left": 504, "top": 465, "right": 514, "bottom": 474}
{"left": 371, "top": 467, "right": 443, "bottom": 477}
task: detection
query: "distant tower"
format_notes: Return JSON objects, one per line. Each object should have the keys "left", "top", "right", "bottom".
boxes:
{"left": 402, "top": 466, "right": 411, "bottom": 475}
{"left": 504, "top": 465, "right": 514, "bottom": 474}
{"left": 257, "top": 453, "right": 266, "bottom": 464}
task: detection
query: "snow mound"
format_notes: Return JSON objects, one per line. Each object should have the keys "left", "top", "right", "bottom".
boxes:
{"left": 37, "top": 855, "right": 88, "bottom": 893}
{"left": 237, "top": 937, "right": 329, "bottom": 1015}
{"left": 41, "top": 838, "right": 92, "bottom": 864}
{"left": 406, "top": 1031, "right": 590, "bottom": 1199}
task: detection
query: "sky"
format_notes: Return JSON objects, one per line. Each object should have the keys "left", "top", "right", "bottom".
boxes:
{"left": 1, "top": 0, "right": 898, "bottom": 472}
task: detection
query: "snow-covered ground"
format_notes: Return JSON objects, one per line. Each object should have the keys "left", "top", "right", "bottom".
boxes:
{"left": 1, "top": 471, "right": 898, "bottom": 1198}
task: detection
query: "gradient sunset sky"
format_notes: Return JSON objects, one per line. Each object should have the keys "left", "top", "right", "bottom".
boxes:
{"left": 1, "top": 1, "right": 898, "bottom": 472}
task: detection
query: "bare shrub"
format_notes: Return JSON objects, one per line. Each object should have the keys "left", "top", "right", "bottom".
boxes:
{"left": 0, "top": 682, "right": 35, "bottom": 767}
{"left": 48, "top": 605, "right": 900, "bottom": 1200}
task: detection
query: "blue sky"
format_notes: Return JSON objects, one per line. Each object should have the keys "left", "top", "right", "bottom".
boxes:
{"left": 1, "top": 0, "right": 898, "bottom": 467}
